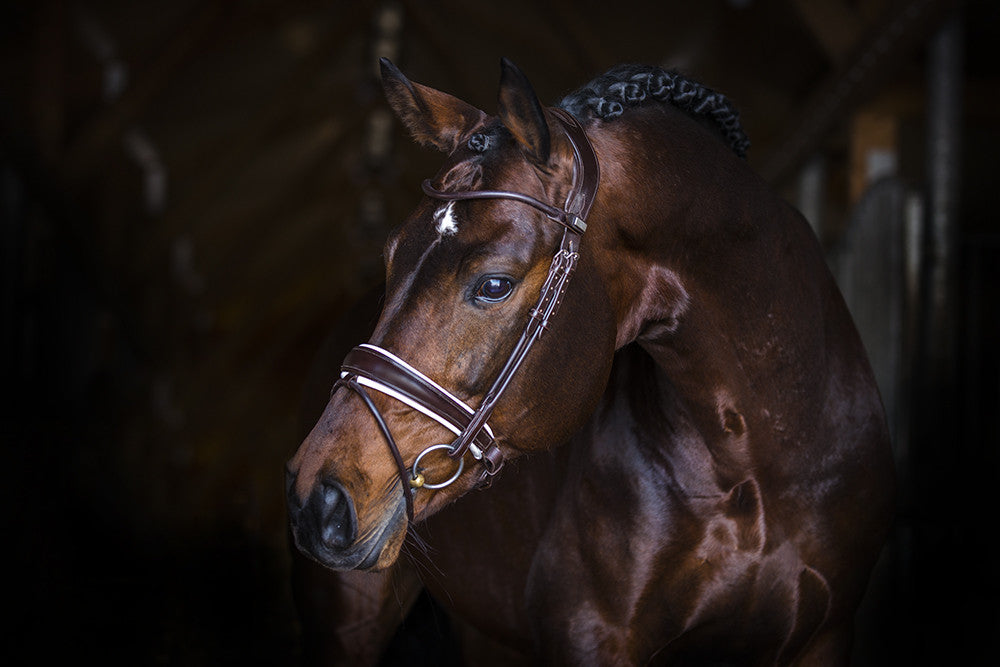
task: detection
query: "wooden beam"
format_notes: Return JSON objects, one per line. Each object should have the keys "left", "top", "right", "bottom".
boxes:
{"left": 61, "top": 2, "right": 228, "bottom": 183}
{"left": 849, "top": 107, "right": 899, "bottom": 204}
{"left": 133, "top": 4, "right": 376, "bottom": 270}
{"left": 759, "top": 0, "right": 960, "bottom": 186}
{"left": 790, "top": 0, "right": 867, "bottom": 64}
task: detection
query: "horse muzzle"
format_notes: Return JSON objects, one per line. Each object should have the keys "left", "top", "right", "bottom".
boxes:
{"left": 285, "top": 465, "right": 404, "bottom": 571}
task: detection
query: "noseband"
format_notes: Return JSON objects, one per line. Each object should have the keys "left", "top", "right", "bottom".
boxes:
{"left": 335, "top": 108, "right": 600, "bottom": 520}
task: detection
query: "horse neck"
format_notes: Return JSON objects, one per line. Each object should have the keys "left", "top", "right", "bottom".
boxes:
{"left": 588, "top": 107, "right": 838, "bottom": 483}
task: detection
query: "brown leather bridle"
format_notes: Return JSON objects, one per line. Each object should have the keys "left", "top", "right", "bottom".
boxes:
{"left": 334, "top": 108, "right": 600, "bottom": 520}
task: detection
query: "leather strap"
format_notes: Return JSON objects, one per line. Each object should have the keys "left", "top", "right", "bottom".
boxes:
{"left": 337, "top": 377, "right": 416, "bottom": 520}
{"left": 421, "top": 181, "right": 587, "bottom": 234}
{"left": 551, "top": 107, "right": 601, "bottom": 223}
{"left": 340, "top": 345, "right": 497, "bottom": 457}
{"left": 447, "top": 231, "right": 578, "bottom": 463}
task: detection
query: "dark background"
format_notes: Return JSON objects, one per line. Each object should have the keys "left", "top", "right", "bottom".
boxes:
{"left": 2, "top": 0, "right": 997, "bottom": 664}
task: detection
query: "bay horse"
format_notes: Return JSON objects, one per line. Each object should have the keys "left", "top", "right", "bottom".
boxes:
{"left": 285, "top": 58, "right": 895, "bottom": 665}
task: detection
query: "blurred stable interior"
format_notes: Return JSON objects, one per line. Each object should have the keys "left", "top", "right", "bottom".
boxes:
{"left": 2, "top": 0, "right": 997, "bottom": 664}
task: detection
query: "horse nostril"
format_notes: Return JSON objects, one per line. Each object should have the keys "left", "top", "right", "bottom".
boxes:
{"left": 317, "top": 479, "right": 357, "bottom": 550}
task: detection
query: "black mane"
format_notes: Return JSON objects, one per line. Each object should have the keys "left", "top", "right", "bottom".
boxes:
{"left": 558, "top": 64, "right": 750, "bottom": 158}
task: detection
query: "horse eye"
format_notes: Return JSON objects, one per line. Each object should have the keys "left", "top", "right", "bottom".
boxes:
{"left": 475, "top": 277, "right": 514, "bottom": 303}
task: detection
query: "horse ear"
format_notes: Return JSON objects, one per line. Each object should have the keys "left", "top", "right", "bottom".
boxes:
{"left": 497, "top": 58, "right": 551, "bottom": 165}
{"left": 379, "top": 58, "right": 487, "bottom": 152}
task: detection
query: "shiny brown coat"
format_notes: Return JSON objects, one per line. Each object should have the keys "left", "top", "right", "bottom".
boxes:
{"left": 285, "top": 59, "right": 895, "bottom": 666}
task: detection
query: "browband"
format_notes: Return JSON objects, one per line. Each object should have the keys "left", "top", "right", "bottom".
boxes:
{"left": 337, "top": 107, "right": 600, "bottom": 520}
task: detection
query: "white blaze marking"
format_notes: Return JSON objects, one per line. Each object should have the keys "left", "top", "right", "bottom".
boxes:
{"left": 433, "top": 202, "right": 458, "bottom": 236}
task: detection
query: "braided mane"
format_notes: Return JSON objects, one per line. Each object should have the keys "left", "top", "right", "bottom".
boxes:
{"left": 558, "top": 64, "right": 750, "bottom": 158}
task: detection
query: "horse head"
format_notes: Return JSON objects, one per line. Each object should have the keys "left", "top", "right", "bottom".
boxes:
{"left": 286, "top": 59, "right": 617, "bottom": 571}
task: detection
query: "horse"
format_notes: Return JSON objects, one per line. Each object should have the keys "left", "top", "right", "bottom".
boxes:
{"left": 285, "top": 57, "right": 895, "bottom": 666}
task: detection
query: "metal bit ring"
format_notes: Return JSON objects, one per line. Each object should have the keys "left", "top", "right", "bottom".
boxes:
{"left": 410, "top": 443, "right": 465, "bottom": 490}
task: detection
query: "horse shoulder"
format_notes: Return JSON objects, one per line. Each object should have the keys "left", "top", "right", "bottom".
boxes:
{"left": 518, "top": 351, "right": 720, "bottom": 661}
{"left": 524, "top": 345, "right": 855, "bottom": 663}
